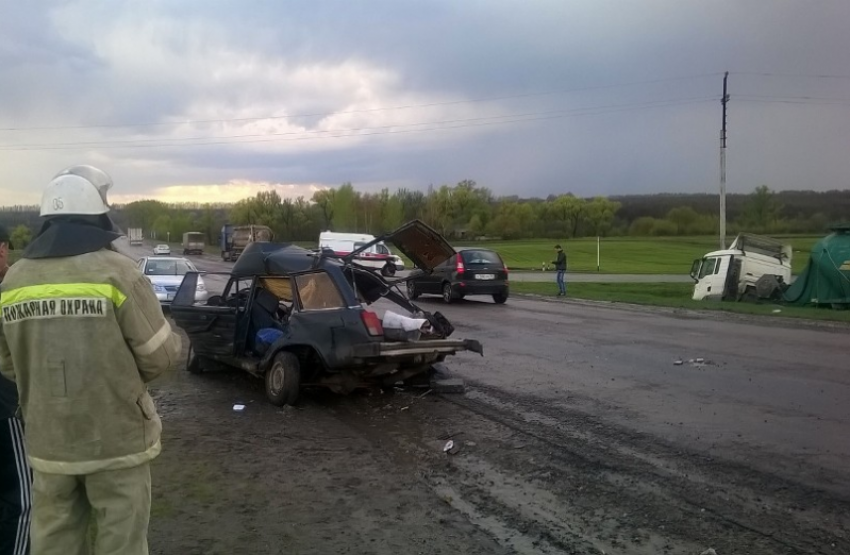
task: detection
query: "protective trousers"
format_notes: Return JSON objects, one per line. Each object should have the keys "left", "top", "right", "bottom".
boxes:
{"left": 30, "top": 464, "right": 151, "bottom": 555}
{"left": 0, "top": 417, "right": 32, "bottom": 555}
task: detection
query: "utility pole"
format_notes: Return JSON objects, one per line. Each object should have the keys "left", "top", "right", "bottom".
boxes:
{"left": 719, "top": 71, "right": 729, "bottom": 249}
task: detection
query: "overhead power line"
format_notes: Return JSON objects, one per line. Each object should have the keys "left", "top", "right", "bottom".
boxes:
{"left": 0, "top": 96, "right": 716, "bottom": 150}
{"left": 735, "top": 94, "right": 850, "bottom": 106}
{"left": 0, "top": 73, "right": 721, "bottom": 133}
{"left": 0, "top": 97, "right": 716, "bottom": 152}
{"left": 730, "top": 71, "right": 850, "bottom": 80}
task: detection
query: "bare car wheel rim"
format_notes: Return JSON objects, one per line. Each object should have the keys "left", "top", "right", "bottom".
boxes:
{"left": 271, "top": 365, "right": 284, "bottom": 394}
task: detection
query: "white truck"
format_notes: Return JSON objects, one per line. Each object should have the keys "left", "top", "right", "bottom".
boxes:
{"left": 128, "top": 227, "right": 144, "bottom": 246}
{"left": 690, "top": 233, "right": 792, "bottom": 302}
{"left": 318, "top": 231, "right": 405, "bottom": 276}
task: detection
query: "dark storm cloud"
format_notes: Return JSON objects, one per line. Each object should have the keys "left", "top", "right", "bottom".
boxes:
{"left": 1, "top": 0, "right": 849, "bottom": 205}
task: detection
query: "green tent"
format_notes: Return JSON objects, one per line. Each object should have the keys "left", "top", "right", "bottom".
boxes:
{"left": 783, "top": 225, "right": 850, "bottom": 308}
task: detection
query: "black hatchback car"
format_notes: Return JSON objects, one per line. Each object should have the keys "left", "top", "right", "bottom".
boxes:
{"left": 407, "top": 248, "right": 509, "bottom": 304}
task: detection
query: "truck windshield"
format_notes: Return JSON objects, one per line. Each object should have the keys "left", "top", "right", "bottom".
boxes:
{"left": 698, "top": 257, "right": 718, "bottom": 279}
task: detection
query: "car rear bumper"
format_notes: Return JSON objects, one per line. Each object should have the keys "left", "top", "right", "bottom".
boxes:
{"left": 353, "top": 338, "right": 483, "bottom": 358}
{"left": 454, "top": 281, "right": 509, "bottom": 296}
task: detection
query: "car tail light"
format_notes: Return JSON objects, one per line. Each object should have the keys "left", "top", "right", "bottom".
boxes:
{"left": 361, "top": 310, "right": 384, "bottom": 336}
{"left": 456, "top": 253, "right": 465, "bottom": 276}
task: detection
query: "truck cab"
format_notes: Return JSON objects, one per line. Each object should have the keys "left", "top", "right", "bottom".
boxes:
{"left": 690, "top": 234, "right": 792, "bottom": 301}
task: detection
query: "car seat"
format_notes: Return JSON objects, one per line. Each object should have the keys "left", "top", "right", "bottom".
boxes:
{"left": 248, "top": 288, "right": 284, "bottom": 353}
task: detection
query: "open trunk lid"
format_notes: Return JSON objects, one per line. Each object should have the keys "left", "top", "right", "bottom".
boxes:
{"left": 346, "top": 219, "right": 455, "bottom": 272}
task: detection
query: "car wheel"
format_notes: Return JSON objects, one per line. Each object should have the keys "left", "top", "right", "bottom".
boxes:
{"left": 265, "top": 351, "right": 301, "bottom": 406}
{"left": 442, "top": 283, "right": 455, "bottom": 304}
{"left": 407, "top": 280, "right": 420, "bottom": 300}
{"left": 382, "top": 263, "right": 396, "bottom": 277}
{"left": 493, "top": 292, "right": 508, "bottom": 304}
{"left": 187, "top": 355, "right": 204, "bottom": 374}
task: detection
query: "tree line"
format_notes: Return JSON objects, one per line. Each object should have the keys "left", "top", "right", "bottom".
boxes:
{"left": 1, "top": 181, "right": 848, "bottom": 249}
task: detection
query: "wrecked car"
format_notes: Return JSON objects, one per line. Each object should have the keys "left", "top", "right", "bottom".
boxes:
{"left": 169, "top": 220, "right": 483, "bottom": 406}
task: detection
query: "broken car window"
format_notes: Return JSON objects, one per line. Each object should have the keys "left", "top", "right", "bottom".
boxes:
{"left": 295, "top": 272, "right": 346, "bottom": 310}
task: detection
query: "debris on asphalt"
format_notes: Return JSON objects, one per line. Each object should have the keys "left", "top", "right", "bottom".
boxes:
{"left": 700, "top": 549, "right": 717, "bottom": 555}
{"left": 232, "top": 404, "right": 246, "bottom": 412}
{"left": 695, "top": 357, "right": 705, "bottom": 363}
{"left": 430, "top": 377, "right": 466, "bottom": 394}
{"left": 442, "top": 439, "right": 462, "bottom": 455}
{"left": 674, "top": 359, "right": 684, "bottom": 366}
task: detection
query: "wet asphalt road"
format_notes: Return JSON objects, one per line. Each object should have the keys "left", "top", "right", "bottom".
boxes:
{"left": 122, "top": 240, "right": 850, "bottom": 498}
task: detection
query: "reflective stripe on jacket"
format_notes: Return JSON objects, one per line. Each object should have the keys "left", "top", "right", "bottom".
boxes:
{"left": 0, "top": 249, "right": 182, "bottom": 474}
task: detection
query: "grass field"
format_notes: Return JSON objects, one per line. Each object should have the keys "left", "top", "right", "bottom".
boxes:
{"left": 466, "top": 236, "right": 820, "bottom": 274}
{"left": 510, "top": 282, "right": 850, "bottom": 324}
{"left": 7, "top": 234, "right": 821, "bottom": 275}
{"left": 289, "top": 235, "right": 820, "bottom": 275}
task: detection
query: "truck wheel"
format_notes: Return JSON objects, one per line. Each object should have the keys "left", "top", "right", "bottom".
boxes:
{"left": 407, "top": 281, "right": 420, "bottom": 300}
{"left": 442, "top": 283, "right": 455, "bottom": 304}
{"left": 382, "top": 264, "right": 396, "bottom": 277}
{"left": 740, "top": 286, "right": 758, "bottom": 303}
{"left": 265, "top": 351, "right": 301, "bottom": 406}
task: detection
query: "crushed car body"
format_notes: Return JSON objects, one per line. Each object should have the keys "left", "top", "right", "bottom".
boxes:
{"left": 169, "top": 220, "right": 483, "bottom": 406}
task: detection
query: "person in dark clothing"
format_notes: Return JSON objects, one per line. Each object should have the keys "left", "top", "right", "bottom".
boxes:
{"left": 0, "top": 224, "right": 32, "bottom": 555}
{"left": 552, "top": 244, "right": 567, "bottom": 296}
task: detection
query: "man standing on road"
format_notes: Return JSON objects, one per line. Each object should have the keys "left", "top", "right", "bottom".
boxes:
{"left": 553, "top": 244, "right": 567, "bottom": 296}
{"left": 0, "top": 224, "right": 32, "bottom": 555}
{"left": 0, "top": 166, "right": 182, "bottom": 555}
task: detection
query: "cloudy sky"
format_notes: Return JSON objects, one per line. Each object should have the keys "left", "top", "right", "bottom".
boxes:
{"left": 1, "top": 0, "right": 848, "bottom": 206}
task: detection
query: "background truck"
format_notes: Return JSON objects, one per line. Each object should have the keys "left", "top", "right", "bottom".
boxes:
{"left": 128, "top": 227, "right": 144, "bottom": 246}
{"left": 690, "top": 233, "right": 792, "bottom": 302}
{"left": 220, "top": 224, "right": 274, "bottom": 261}
{"left": 182, "top": 232, "right": 206, "bottom": 255}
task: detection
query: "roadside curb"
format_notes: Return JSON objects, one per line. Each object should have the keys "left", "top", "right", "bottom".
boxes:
{"left": 512, "top": 292, "right": 850, "bottom": 333}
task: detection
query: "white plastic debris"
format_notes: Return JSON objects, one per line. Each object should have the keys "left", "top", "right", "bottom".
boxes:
{"left": 700, "top": 549, "right": 717, "bottom": 555}
{"left": 695, "top": 357, "right": 705, "bottom": 364}
{"left": 382, "top": 310, "right": 429, "bottom": 332}
{"left": 443, "top": 440, "right": 454, "bottom": 453}
{"left": 772, "top": 309, "right": 782, "bottom": 313}
{"left": 674, "top": 359, "right": 684, "bottom": 366}
{"left": 233, "top": 404, "right": 246, "bottom": 412}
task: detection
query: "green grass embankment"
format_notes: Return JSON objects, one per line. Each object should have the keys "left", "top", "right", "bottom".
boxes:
{"left": 471, "top": 236, "right": 819, "bottom": 274}
{"left": 510, "top": 282, "right": 850, "bottom": 324}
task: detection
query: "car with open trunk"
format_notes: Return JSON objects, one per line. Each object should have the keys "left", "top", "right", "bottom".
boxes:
{"left": 169, "top": 220, "right": 483, "bottom": 406}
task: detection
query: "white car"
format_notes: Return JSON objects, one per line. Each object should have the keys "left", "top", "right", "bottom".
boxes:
{"left": 153, "top": 244, "right": 171, "bottom": 256}
{"left": 137, "top": 256, "right": 208, "bottom": 304}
